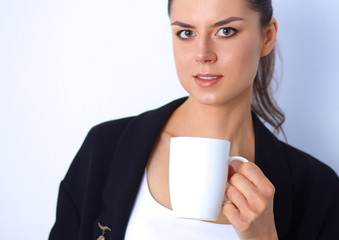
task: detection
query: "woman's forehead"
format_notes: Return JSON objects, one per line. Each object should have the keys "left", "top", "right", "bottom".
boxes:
{"left": 170, "top": 0, "right": 258, "bottom": 24}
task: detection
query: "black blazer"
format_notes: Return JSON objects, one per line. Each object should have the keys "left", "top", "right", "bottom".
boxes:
{"left": 49, "top": 98, "right": 339, "bottom": 240}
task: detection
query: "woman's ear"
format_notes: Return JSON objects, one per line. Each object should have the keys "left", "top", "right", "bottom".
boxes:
{"left": 261, "top": 17, "right": 278, "bottom": 57}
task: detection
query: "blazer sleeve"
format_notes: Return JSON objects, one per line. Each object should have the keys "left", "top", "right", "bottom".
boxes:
{"left": 49, "top": 128, "right": 93, "bottom": 240}
{"left": 49, "top": 117, "right": 132, "bottom": 240}
{"left": 317, "top": 173, "right": 339, "bottom": 239}
{"left": 288, "top": 152, "right": 339, "bottom": 239}
{"left": 49, "top": 181, "right": 80, "bottom": 239}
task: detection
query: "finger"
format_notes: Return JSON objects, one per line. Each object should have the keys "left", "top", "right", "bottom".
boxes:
{"left": 222, "top": 200, "right": 240, "bottom": 224}
{"left": 237, "top": 162, "right": 275, "bottom": 197}
{"left": 228, "top": 164, "right": 236, "bottom": 182}
{"left": 230, "top": 172, "right": 269, "bottom": 213}
{"left": 225, "top": 185, "right": 250, "bottom": 213}
{"left": 229, "top": 172, "right": 259, "bottom": 205}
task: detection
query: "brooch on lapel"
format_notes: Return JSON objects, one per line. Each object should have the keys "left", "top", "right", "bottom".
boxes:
{"left": 97, "top": 222, "right": 111, "bottom": 240}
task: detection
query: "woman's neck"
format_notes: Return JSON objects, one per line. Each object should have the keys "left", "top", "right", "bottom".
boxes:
{"left": 166, "top": 96, "right": 255, "bottom": 162}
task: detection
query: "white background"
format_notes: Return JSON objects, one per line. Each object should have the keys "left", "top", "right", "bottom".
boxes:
{"left": 0, "top": 0, "right": 338, "bottom": 238}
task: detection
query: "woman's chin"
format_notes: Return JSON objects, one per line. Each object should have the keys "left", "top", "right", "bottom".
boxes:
{"left": 189, "top": 93, "right": 227, "bottom": 106}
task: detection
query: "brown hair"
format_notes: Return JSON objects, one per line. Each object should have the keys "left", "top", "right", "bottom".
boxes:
{"left": 168, "top": 0, "right": 285, "bottom": 134}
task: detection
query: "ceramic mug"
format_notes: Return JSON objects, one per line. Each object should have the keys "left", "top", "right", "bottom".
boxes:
{"left": 169, "top": 137, "right": 248, "bottom": 221}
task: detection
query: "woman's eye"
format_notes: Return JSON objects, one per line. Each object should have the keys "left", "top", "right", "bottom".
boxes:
{"left": 216, "top": 28, "right": 237, "bottom": 37}
{"left": 177, "top": 30, "right": 196, "bottom": 39}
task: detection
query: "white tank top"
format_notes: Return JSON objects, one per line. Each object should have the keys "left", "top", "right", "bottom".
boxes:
{"left": 124, "top": 171, "right": 239, "bottom": 240}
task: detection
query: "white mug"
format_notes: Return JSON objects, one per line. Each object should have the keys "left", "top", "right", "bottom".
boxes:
{"left": 169, "top": 137, "right": 248, "bottom": 221}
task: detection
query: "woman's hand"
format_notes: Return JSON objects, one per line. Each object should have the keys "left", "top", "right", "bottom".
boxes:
{"left": 222, "top": 162, "right": 278, "bottom": 240}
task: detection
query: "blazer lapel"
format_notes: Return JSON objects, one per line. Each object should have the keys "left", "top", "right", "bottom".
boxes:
{"left": 94, "top": 98, "right": 188, "bottom": 239}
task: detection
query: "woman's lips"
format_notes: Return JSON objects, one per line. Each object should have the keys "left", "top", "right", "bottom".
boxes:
{"left": 194, "top": 74, "right": 223, "bottom": 88}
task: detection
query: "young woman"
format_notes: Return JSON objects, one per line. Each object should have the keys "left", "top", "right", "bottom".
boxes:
{"left": 49, "top": 0, "right": 339, "bottom": 239}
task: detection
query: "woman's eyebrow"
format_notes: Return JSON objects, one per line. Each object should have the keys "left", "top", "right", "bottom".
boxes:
{"left": 212, "top": 17, "right": 246, "bottom": 27}
{"left": 171, "top": 17, "right": 246, "bottom": 29}
{"left": 171, "top": 21, "right": 195, "bottom": 29}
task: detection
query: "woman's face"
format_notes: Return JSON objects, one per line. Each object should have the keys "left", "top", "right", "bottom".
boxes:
{"left": 170, "top": 0, "right": 270, "bottom": 107}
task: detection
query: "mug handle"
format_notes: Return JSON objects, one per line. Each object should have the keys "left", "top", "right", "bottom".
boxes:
{"left": 228, "top": 156, "right": 249, "bottom": 163}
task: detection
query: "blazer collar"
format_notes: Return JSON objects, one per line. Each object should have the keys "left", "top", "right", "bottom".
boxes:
{"left": 95, "top": 98, "right": 292, "bottom": 239}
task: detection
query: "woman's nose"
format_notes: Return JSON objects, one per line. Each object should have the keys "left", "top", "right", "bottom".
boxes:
{"left": 195, "top": 39, "right": 217, "bottom": 64}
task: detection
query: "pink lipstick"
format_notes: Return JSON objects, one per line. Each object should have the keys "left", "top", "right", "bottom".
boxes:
{"left": 194, "top": 73, "right": 223, "bottom": 88}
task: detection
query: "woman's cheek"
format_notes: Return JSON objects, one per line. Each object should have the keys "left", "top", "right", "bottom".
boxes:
{"left": 174, "top": 49, "right": 192, "bottom": 77}
{"left": 234, "top": 40, "right": 261, "bottom": 83}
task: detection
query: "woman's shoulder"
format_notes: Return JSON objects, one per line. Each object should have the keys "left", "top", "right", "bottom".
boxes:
{"left": 278, "top": 141, "right": 339, "bottom": 217}
{"left": 86, "top": 98, "right": 188, "bottom": 144}
{"left": 276, "top": 141, "right": 339, "bottom": 237}
{"left": 279, "top": 141, "right": 338, "bottom": 185}
{"left": 64, "top": 98, "right": 187, "bottom": 177}
{"left": 62, "top": 117, "right": 136, "bottom": 186}
{"left": 86, "top": 116, "right": 135, "bottom": 143}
